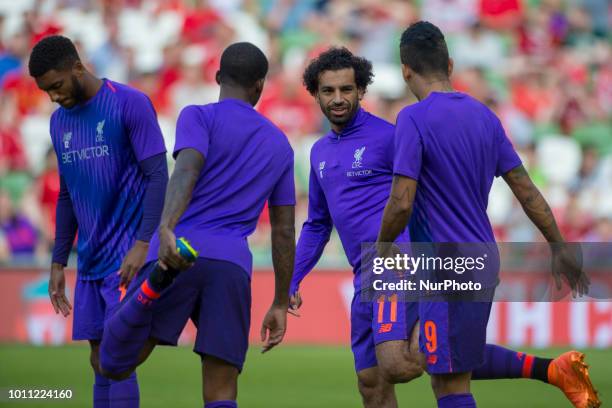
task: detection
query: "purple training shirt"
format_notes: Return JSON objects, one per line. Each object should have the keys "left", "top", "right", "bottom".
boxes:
{"left": 291, "top": 108, "right": 410, "bottom": 293}
{"left": 50, "top": 79, "right": 166, "bottom": 280}
{"left": 393, "top": 92, "right": 522, "bottom": 243}
{"left": 147, "top": 99, "right": 295, "bottom": 276}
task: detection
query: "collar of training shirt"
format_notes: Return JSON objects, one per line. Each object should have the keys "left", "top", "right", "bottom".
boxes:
{"left": 327, "top": 107, "right": 368, "bottom": 141}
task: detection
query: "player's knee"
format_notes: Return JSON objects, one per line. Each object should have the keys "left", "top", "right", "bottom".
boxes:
{"left": 356, "top": 369, "right": 381, "bottom": 400}
{"left": 357, "top": 369, "right": 395, "bottom": 408}
{"left": 99, "top": 365, "right": 134, "bottom": 382}
{"left": 92, "top": 349, "right": 132, "bottom": 380}
{"left": 97, "top": 351, "right": 135, "bottom": 381}
{"left": 357, "top": 370, "right": 377, "bottom": 393}
{"left": 379, "top": 359, "right": 423, "bottom": 384}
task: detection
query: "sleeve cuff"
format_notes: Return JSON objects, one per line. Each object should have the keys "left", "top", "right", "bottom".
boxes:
{"left": 497, "top": 160, "right": 523, "bottom": 177}
{"left": 392, "top": 169, "right": 419, "bottom": 180}
{"left": 173, "top": 146, "right": 207, "bottom": 161}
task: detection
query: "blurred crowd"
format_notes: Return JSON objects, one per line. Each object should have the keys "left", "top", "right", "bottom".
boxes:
{"left": 0, "top": 0, "right": 610, "bottom": 267}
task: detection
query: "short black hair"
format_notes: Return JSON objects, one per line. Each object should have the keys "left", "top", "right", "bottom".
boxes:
{"left": 302, "top": 47, "right": 374, "bottom": 95}
{"left": 399, "top": 21, "right": 449, "bottom": 76}
{"left": 28, "top": 35, "right": 80, "bottom": 78}
{"left": 218, "top": 42, "right": 268, "bottom": 87}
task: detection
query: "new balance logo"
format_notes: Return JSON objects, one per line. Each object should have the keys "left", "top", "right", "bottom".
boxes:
{"left": 378, "top": 323, "right": 393, "bottom": 333}
{"left": 63, "top": 132, "right": 72, "bottom": 149}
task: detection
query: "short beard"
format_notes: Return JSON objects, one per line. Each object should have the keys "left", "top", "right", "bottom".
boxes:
{"left": 323, "top": 101, "right": 359, "bottom": 128}
{"left": 71, "top": 75, "right": 87, "bottom": 104}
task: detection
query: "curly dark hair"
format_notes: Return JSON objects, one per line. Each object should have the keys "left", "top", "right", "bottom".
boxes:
{"left": 399, "top": 21, "right": 449, "bottom": 76}
{"left": 302, "top": 47, "right": 374, "bottom": 95}
{"left": 28, "top": 35, "right": 80, "bottom": 78}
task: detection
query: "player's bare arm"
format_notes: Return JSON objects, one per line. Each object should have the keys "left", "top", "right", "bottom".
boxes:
{"left": 158, "top": 148, "right": 204, "bottom": 271}
{"left": 503, "top": 165, "right": 590, "bottom": 296}
{"left": 261, "top": 205, "right": 295, "bottom": 353}
{"left": 269, "top": 205, "right": 295, "bottom": 307}
{"left": 502, "top": 165, "right": 563, "bottom": 243}
{"left": 376, "top": 175, "right": 417, "bottom": 252}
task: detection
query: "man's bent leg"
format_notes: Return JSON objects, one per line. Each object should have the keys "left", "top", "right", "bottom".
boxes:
{"left": 351, "top": 294, "right": 398, "bottom": 407}
{"left": 99, "top": 263, "right": 160, "bottom": 378}
{"left": 100, "top": 269, "right": 160, "bottom": 407}
{"left": 100, "top": 339, "right": 157, "bottom": 380}
{"left": 374, "top": 301, "right": 424, "bottom": 384}
{"left": 93, "top": 338, "right": 144, "bottom": 408}
{"left": 473, "top": 344, "right": 551, "bottom": 381}
{"left": 100, "top": 261, "right": 198, "bottom": 379}
{"left": 105, "top": 340, "right": 157, "bottom": 408}
{"left": 376, "top": 339, "right": 424, "bottom": 384}
{"left": 357, "top": 367, "right": 397, "bottom": 408}
{"left": 473, "top": 345, "right": 600, "bottom": 407}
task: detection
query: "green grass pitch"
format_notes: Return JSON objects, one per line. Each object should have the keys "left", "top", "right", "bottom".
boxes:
{"left": 0, "top": 344, "right": 608, "bottom": 407}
